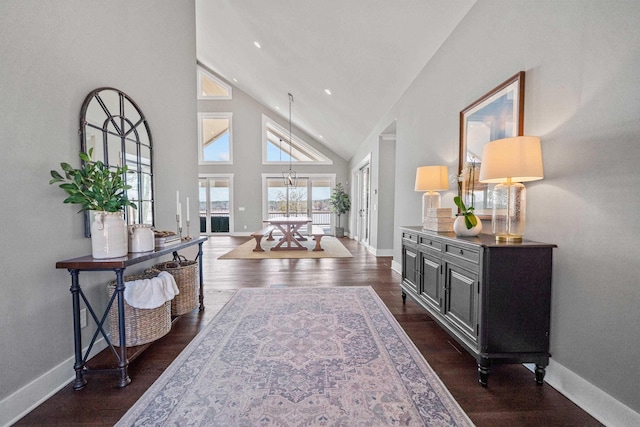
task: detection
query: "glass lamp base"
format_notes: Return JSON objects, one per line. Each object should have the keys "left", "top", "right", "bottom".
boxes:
{"left": 492, "top": 182, "right": 526, "bottom": 242}
{"left": 421, "top": 191, "right": 441, "bottom": 225}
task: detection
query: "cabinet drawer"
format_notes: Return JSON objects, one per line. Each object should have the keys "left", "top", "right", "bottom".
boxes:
{"left": 445, "top": 243, "right": 479, "bottom": 264}
{"left": 418, "top": 236, "right": 441, "bottom": 251}
{"left": 402, "top": 232, "right": 418, "bottom": 243}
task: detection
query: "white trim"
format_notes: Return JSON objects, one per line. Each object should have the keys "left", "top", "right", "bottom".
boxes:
{"left": 532, "top": 359, "right": 640, "bottom": 427}
{"left": 370, "top": 247, "right": 394, "bottom": 257}
{"left": 198, "top": 112, "right": 233, "bottom": 165}
{"left": 0, "top": 339, "right": 108, "bottom": 427}
{"left": 391, "top": 259, "right": 402, "bottom": 275}
{"left": 198, "top": 173, "right": 234, "bottom": 235}
{"left": 350, "top": 153, "right": 372, "bottom": 244}
{"left": 197, "top": 66, "right": 232, "bottom": 100}
{"left": 261, "top": 114, "right": 333, "bottom": 165}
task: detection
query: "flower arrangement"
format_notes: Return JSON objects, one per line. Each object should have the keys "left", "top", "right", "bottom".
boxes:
{"left": 49, "top": 148, "right": 136, "bottom": 213}
{"left": 454, "top": 160, "right": 479, "bottom": 230}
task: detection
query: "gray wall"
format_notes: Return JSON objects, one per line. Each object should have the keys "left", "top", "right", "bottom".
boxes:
{"left": 197, "top": 79, "right": 349, "bottom": 233}
{"left": 0, "top": 0, "right": 198, "bottom": 423}
{"left": 351, "top": 0, "right": 640, "bottom": 417}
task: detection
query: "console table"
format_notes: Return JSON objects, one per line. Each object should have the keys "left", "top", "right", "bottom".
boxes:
{"left": 56, "top": 237, "right": 207, "bottom": 390}
{"left": 400, "top": 226, "right": 556, "bottom": 386}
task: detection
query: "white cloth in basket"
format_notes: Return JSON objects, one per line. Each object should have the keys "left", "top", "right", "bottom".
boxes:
{"left": 124, "top": 271, "right": 180, "bottom": 309}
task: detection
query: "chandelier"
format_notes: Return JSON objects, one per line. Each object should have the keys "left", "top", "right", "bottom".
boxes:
{"left": 282, "top": 92, "right": 297, "bottom": 188}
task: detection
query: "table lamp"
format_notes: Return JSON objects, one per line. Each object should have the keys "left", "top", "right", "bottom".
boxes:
{"left": 415, "top": 165, "right": 449, "bottom": 228}
{"left": 478, "top": 136, "right": 544, "bottom": 242}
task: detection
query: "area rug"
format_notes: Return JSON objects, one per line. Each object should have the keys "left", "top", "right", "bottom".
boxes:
{"left": 218, "top": 236, "right": 353, "bottom": 259}
{"left": 116, "top": 287, "right": 474, "bottom": 426}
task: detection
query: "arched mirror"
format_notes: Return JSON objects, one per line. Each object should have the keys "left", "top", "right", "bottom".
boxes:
{"left": 80, "top": 87, "right": 154, "bottom": 237}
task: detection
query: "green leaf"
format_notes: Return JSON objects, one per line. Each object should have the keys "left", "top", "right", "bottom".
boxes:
{"left": 454, "top": 196, "right": 468, "bottom": 212}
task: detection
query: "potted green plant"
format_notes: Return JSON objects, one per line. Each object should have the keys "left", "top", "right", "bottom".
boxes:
{"left": 50, "top": 148, "right": 136, "bottom": 258}
{"left": 453, "top": 161, "right": 482, "bottom": 236}
{"left": 329, "top": 183, "right": 351, "bottom": 238}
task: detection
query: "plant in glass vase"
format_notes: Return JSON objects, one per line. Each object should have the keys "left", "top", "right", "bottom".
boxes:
{"left": 453, "top": 160, "right": 482, "bottom": 236}
{"left": 50, "top": 148, "right": 136, "bottom": 258}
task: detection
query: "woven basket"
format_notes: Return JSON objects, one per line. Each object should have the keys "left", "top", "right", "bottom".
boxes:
{"left": 153, "top": 257, "right": 199, "bottom": 316}
{"left": 107, "top": 271, "right": 172, "bottom": 347}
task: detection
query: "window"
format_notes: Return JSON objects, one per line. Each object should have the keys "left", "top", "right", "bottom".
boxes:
{"left": 197, "top": 66, "right": 232, "bottom": 99}
{"left": 199, "top": 112, "right": 233, "bottom": 164}
{"left": 262, "top": 174, "right": 335, "bottom": 232}
{"left": 262, "top": 115, "right": 332, "bottom": 165}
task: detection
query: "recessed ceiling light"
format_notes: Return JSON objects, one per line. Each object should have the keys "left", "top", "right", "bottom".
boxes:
{"left": 253, "top": 41, "right": 261, "bottom": 48}
{"left": 324, "top": 89, "right": 332, "bottom": 95}
{"left": 318, "top": 135, "right": 324, "bottom": 139}
{"left": 275, "top": 106, "right": 280, "bottom": 110}
{"left": 233, "top": 78, "right": 238, "bottom": 82}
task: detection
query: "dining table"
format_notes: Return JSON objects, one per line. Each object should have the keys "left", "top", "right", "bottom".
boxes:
{"left": 268, "top": 216, "right": 313, "bottom": 251}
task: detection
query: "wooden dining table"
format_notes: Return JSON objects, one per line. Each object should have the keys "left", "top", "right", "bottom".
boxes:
{"left": 268, "top": 216, "right": 313, "bottom": 251}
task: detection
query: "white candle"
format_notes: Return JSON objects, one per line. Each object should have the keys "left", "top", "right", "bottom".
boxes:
{"left": 186, "top": 197, "right": 190, "bottom": 219}
{"left": 178, "top": 202, "right": 182, "bottom": 228}
{"left": 176, "top": 190, "right": 180, "bottom": 216}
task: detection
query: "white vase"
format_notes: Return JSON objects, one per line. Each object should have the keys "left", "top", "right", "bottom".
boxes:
{"left": 128, "top": 224, "right": 155, "bottom": 253}
{"left": 453, "top": 215, "right": 483, "bottom": 237}
{"left": 91, "top": 211, "right": 128, "bottom": 259}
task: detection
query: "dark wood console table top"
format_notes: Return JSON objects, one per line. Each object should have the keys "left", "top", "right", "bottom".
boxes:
{"left": 56, "top": 237, "right": 207, "bottom": 269}
{"left": 56, "top": 237, "right": 207, "bottom": 390}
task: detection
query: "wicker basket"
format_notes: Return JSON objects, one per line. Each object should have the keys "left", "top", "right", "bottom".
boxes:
{"left": 107, "top": 271, "right": 172, "bottom": 347}
{"left": 153, "top": 257, "right": 199, "bottom": 316}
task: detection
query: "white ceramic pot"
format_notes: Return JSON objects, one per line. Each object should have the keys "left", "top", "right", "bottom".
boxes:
{"left": 453, "top": 215, "right": 483, "bottom": 237}
{"left": 91, "top": 211, "right": 128, "bottom": 259}
{"left": 129, "top": 224, "right": 155, "bottom": 253}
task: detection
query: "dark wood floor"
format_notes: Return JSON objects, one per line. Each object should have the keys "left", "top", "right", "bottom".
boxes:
{"left": 16, "top": 237, "right": 603, "bottom": 426}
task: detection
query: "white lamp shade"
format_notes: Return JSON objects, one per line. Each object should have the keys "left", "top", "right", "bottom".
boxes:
{"left": 415, "top": 165, "right": 449, "bottom": 191}
{"left": 478, "top": 136, "right": 544, "bottom": 183}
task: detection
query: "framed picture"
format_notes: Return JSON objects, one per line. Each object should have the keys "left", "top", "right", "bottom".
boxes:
{"left": 458, "top": 71, "right": 525, "bottom": 217}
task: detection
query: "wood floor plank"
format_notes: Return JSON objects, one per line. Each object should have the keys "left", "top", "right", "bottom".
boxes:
{"left": 15, "top": 236, "right": 603, "bottom": 426}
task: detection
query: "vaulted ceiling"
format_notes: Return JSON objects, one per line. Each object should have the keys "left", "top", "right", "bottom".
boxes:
{"left": 196, "top": 0, "right": 476, "bottom": 161}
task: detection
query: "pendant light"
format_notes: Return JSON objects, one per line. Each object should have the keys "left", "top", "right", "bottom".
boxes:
{"left": 282, "top": 92, "right": 297, "bottom": 188}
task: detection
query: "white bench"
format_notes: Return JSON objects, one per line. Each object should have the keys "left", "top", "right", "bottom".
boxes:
{"left": 251, "top": 225, "right": 275, "bottom": 252}
{"left": 310, "top": 225, "right": 325, "bottom": 252}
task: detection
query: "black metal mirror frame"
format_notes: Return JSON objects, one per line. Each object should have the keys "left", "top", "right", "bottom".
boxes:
{"left": 458, "top": 71, "right": 525, "bottom": 217}
{"left": 79, "top": 87, "right": 155, "bottom": 237}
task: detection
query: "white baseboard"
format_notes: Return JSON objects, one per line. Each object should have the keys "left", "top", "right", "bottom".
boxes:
{"left": 526, "top": 359, "right": 639, "bottom": 427}
{"left": 391, "top": 259, "right": 402, "bottom": 275}
{"left": 0, "top": 338, "right": 108, "bottom": 427}
{"left": 370, "top": 247, "right": 394, "bottom": 257}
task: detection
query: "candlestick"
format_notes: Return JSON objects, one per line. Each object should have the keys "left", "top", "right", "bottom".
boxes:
{"left": 176, "top": 214, "right": 181, "bottom": 238}
{"left": 186, "top": 219, "right": 191, "bottom": 239}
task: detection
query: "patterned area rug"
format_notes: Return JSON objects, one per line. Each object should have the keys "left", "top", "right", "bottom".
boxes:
{"left": 116, "top": 287, "right": 474, "bottom": 426}
{"left": 218, "top": 236, "right": 353, "bottom": 259}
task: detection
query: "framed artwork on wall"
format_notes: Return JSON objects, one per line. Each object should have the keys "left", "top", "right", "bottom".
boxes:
{"left": 459, "top": 71, "right": 525, "bottom": 217}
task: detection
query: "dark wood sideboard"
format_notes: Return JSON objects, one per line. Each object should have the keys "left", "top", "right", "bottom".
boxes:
{"left": 56, "top": 237, "right": 207, "bottom": 390}
{"left": 400, "top": 226, "right": 556, "bottom": 386}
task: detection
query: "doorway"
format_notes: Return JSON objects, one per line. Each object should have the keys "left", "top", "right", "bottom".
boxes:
{"left": 199, "top": 175, "right": 233, "bottom": 235}
{"left": 263, "top": 174, "right": 334, "bottom": 232}
{"left": 353, "top": 156, "right": 371, "bottom": 246}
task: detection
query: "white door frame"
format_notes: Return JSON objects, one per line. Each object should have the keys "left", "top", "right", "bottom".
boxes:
{"left": 351, "top": 153, "right": 371, "bottom": 245}
{"left": 198, "top": 173, "right": 234, "bottom": 235}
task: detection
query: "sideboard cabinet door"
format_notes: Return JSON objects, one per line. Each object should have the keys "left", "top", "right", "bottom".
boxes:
{"left": 401, "top": 232, "right": 419, "bottom": 295}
